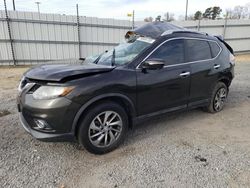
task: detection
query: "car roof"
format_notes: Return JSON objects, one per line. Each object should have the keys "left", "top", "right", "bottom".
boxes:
{"left": 126, "top": 21, "right": 184, "bottom": 39}
{"left": 126, "top": 21, "right": 217, "bottom": 42}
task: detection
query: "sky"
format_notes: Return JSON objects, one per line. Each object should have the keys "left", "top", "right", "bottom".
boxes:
{"left": 1, "top": 0, "right": 250, "bottom": 20}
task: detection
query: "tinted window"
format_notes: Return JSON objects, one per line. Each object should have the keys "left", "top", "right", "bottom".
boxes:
{"left": 148, "top": 39, "right": 184, "bottom": 65}
{"left": 186, "top": 39, "right": 212, "bottom": 62}
{"left": 209, "top": 41, "right": 220, "bottom": 58}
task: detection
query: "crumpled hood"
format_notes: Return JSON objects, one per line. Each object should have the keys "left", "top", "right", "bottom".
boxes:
{"left": 24, "top": 60, "right": 115, "bottom": 82}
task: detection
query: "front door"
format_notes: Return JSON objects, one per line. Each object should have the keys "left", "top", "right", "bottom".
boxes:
{"left": 136, "top": 39, "right": 191, "bottom": 116}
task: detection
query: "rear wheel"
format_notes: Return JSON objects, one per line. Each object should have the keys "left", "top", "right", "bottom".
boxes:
{"left": 205, "top": 82, "right": 228, "bottom": 113}
{"left": 78, "top": 102, "right": 128, "bottom": 154}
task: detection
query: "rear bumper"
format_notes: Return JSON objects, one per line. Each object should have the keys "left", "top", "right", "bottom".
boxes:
{"left": 19, "top": 112, "right": 75, "bottom": 142}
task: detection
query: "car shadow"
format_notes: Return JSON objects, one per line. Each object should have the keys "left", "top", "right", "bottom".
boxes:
{"left": 127, "top": 108, "right": 203, "bottom": 137}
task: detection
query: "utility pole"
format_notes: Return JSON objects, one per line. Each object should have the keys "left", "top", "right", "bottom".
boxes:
{"left": 35, "top": 2, "right": 41, "bottom": 13}
{"left": 12, "top": 0, "right": 16, "bottom": 11}
{"left": 185, "top": 0, "right": 188, "bottom": 20}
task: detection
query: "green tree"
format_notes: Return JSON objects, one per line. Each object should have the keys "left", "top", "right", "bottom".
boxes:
{"left": 194, "top": 11, "right": 202, "bottom": 20}
{"left": 203, "top": 6, "right": 222, "bottom": 20}
{"left": 211, "top": 6, "right": 222, "bottom": 19}
{"left": 203, "top": 7, "right": 212, "bottom": 19}
{"left": 155, "top": 15, "right": 161, "bottom": 21}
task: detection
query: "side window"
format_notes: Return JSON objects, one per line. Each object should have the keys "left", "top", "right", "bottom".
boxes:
{"left": 148, "top": 39, "right": 184, "bottom": 65}
{"left": 209, "top": 41, "right": 221, "bottom": 58}
{"left": 185, "top": 39, "right": 212, "bottom": 62}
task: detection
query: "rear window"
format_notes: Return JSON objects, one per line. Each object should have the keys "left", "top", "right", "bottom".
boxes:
{"left": 186, "top": 39, "right": 212, "bottom": 62}
{"left": 209, "top": 41, "right": 221, "bottom": 58}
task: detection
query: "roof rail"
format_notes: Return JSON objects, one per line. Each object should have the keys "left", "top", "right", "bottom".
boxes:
{"left": 161, "top": 29, "right": 208, "bottom": 36}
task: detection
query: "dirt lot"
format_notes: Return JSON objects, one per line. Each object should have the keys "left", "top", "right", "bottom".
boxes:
{"left": 0, "top": 55, "right": 250, "bottom": 188}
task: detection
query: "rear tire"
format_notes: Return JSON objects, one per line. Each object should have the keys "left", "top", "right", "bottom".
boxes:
{"left": 77, "top": 101, "right": 128, "bottom": 154}
{"left": 204, "top": 82, "right": 228, "bottom": 113}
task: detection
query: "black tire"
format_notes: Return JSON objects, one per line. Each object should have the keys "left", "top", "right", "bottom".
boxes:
{"left": 204, "top": 82, "right": 228, "bottom": 113}
{"left": 77, "top": 101, "right": 128, "bottom": 154}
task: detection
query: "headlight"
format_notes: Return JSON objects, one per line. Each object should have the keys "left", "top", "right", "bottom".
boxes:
{"left": 32, "top": 86, "right": 74, "bottom": 100}
{"left": 18, "top": 76, "right": 26, "bottom": 92}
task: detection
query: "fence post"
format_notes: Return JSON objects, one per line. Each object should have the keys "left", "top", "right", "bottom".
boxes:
{"left": 76, "top": 4, "right": 82, "bottom": 59}
{"left": 223, "top": 13, "right": 228, "bottom": 39}
{"left": 4, "top": 0, "right": 16, "bottom": 65}
{"left": 197, "top": 19, "right": 201, "bottom": 31}
{"left": 132, "top": 10, "right": 135, "bottom": 30}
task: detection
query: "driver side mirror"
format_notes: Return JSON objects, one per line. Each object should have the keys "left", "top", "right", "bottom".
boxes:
{"left": 142, "top": 59, "right": 165, "bottom": 70}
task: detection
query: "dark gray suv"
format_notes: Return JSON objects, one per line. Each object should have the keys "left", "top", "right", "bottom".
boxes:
{"left": 17, "top": 22, "right": 235, "bottom": 154}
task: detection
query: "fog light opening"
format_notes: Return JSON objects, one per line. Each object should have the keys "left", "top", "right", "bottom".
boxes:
{"left": 34, "top": 119, "right": 49, "bottom": 129}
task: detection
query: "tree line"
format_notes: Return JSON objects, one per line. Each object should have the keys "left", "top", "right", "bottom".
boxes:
{"left": 144, "top": 3, "right": 250, "bottom": 22}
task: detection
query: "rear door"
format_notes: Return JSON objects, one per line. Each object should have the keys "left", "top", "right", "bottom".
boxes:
{"left": 136, "top": 39, "right": 191, "bottom": 116}
{"left": 185, "top": 38, "right": 221, "bottom": 107}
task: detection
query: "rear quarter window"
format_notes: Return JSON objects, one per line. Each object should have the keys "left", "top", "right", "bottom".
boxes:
{"left": 185, "top": 39, "right": 212, "bottom": 62}
{"left": 209, "top": 41, "right": 221, "bottom": 58}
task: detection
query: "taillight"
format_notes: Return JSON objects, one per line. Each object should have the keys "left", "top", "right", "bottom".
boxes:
{"left": 230, "top": 53, "right": 235, "bottom": 66}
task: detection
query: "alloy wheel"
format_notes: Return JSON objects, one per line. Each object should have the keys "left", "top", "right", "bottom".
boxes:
{"left": 88, "top": 111, "right": 123, "bottom": 148}
{"left": 214, "top": 87, "right": 227, "bottom": 111}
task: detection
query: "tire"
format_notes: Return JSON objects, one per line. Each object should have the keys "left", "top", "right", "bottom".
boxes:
{"left": 77, "top": 101, "right": 128, "bottom": 154}
{"left": 204, "top": 82, "right": 228, "bottom": 113}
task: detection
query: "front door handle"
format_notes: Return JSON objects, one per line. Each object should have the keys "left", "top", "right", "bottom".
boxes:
{"left": 179, "top": 72, "right": 190, "bottom": 78}
{"left": 214, "top": 64, "right": 221, "bottom": 69}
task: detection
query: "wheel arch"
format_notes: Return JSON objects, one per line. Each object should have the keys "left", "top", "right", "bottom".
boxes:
{"left": 218, "top": 72, "right": 233, "bottom": 88}
{"left": 71, "top": 93, "right": 136, "bottom": 137}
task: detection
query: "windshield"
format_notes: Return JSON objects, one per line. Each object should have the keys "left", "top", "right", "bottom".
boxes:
{"left": 86, "top": 37, "right": 154, "bottom": 66}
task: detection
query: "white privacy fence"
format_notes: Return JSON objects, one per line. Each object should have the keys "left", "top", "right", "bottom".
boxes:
{"left": 0, "top": 10, "right": 250, "bottom": 65}
{"left": 173, "top": 19, "right": 250, "bottom": 53}
{"left": 0, "top": 10, "right": 134, "bottom": 65}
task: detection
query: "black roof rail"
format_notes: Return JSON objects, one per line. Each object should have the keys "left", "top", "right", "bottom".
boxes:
{"left": 161, "top": 29, "right": 208, "bottom": 36}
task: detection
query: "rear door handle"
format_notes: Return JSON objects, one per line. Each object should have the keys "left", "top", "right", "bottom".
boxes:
{"left": 179, "top": 72, "right": 190, "bottom": 78}
{"left": 214, "top": 64, "right": 221, "bottom": 69}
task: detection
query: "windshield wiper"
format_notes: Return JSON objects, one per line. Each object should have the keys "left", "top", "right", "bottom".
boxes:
{"left": 93, "top": 50, "right": 108, "bottom": 64}
{"left": 111, "top": 48, "right": 115, "bottom": 66}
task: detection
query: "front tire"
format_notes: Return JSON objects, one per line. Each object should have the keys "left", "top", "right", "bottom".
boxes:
{"left": 78, "top": 101, "right": 128, "bottom": 154}
{"left": 205, "top": 82, "right": 228, "bottom": 113}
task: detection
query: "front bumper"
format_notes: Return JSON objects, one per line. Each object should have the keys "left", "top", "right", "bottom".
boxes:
{"left": 17, "top": 92, "right": 81, "bottom": 142}
{"left": 19, "top": 112, "right": 75, "bottom": 141}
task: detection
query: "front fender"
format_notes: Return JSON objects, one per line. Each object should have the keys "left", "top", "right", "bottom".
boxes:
{"left": 71, "top": 93, "right": 136, "bottom": 134}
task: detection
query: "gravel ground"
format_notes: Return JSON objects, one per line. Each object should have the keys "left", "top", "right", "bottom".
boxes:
{"left": 0, "top": 57, "right": 250, "bottom": 188}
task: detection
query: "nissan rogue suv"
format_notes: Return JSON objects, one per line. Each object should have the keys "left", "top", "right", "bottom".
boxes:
{"left": 17, "top": 22, "right": 235, "bottom": 154}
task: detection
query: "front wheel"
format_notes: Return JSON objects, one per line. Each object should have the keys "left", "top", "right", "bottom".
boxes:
{"left": 205, "top": 82, "right": 228, "bottom": 113}
{"left": 77, "top": 102, "right": 128, "bottom": 154}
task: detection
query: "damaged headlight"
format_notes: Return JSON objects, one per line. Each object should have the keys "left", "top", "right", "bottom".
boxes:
{"left": 32, "top": 86, "right": 74, "bottom": 100}
{"left": 18, "top": 76, "right": 26, "bottom": 92}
